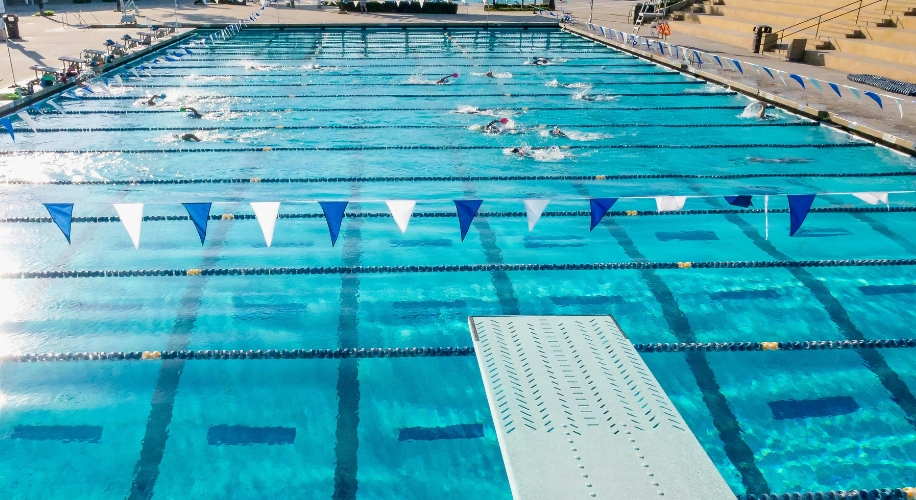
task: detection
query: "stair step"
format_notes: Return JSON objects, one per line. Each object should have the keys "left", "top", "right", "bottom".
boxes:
{"left": 831, "top": 37, "right": 916, "bottom": 65}
{"left": 806, "top": 49, "right": 916, "bottom": 84}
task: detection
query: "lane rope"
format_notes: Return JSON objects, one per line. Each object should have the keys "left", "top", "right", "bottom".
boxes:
{"left": 7, "top": 258, "right": 916, "bottom": 280}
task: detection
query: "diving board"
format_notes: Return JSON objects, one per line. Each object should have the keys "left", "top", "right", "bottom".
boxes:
{"left": 468, "top": 315, "right": 734, "bottom": 500}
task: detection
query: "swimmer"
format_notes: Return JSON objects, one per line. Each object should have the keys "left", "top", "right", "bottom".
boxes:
{"left": 509, "top": 146, "right": 532, "bottom": 157}
{"left": 551, "top": 126, "right": 568, "bottom": 138}
{"left": 579, "top": 94, "right": 598, "bottom": 101}
{"left": 484, "top": 117, "right": 511, "bottom": 133}
{"left": 181, "top": 106, "right": 203, "bottom": 118}
{"left": 436, "top": 72, "right": 459, "bottom": 84}
{"left": 485, "top": 70, "right": 495, "bottom": 78}
{"left": 180, "top": 133, "right": 201, "bottom": 142}
{"left": 533, "top": 57, "right": 549, "bottom": 66}
{"left": 147, "top": 93, "right": 166, "bottom": 106}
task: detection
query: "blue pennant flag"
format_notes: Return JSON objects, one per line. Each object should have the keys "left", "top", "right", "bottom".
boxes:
{"left": 183, "top": 203, "right": 212, "bottom": 245}
{"left": 788, "top": 73, "right": 805, "bottom": 89}
{"left": 864, "top": 91, "right": 883, "bottom": 109}
{"left": 724, "top": 195, "right": 752, "bottom": 208}
{"left": 787, "top": 194, "right": 816, "bottom": 236}
{"left": 0, "top": 117, "right": 13, "bottom": 141}
{"left": 319, "top": 201, "right": 348, "bottom": 246}
{"left": 713, "top": 55, "right": 723, "bottom": 67}
{"left": 657, "top": 41, "right": 665, "bottom": 55}
{"left": 44, "top": 203, "right": 74, "bottom": 243}
{"left": 732, "top": 59, "right": 743, "bottom": 74}
{"left": 589, "top": 198, "right": 617, "bottom": 230}
{"left": 828, "top": 82, "right": 842, "bottom": 97}
{"left": 762, "top": 66, "right": 775, "bottom": 80}
{"left": 692, "top": 50, "right": 702, "bottom": 64}
{"left": 454, "top": 199, "right": 483, "bottom": 242}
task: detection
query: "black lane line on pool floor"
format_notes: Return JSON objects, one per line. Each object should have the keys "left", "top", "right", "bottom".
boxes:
{"left": 571, "top": 182, "right": 770, "bottom": 494}
{"left": 722, "top": 212, "right": 916, "bottom": 430}
{"left": 78, "top": 92, "right": 734, "bottom": 100}
{"left": 127, "top": 213, "right": 234, "bottom": 500}
{"left": 681, "top": 175, "right": 916, "bottom": 434}
{"left": 333, "top": 187, "right": 362, "bottom": 499}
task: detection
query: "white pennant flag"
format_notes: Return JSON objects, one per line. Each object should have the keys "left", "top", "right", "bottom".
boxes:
{"left": 130, "top": 68, "right": 141, "bottom": 78}
{"left": 852, "top": 192, "right": 889, "bottom": 206}
{"left": 385, "top": 200, "right": 416, "bottom": 234}
{"left": 250, "top": 202, "right": 281, "bottom": 247}
{"left": 523, "top": 199, "right": 550, "bottom": 231}
{"left": 113, "top": 74, "right": 123, "bottom": 87}
{"left": 655, "top": 196, "right": 687, "bottom": 212}
{"left": 419, "top": 0, "right": 424, "bottom": 7}
{"left": 113, "top": 203, "right": 144, "bottom": 249}
{"left": 47, "top": 100, "right": 65, "bottom": 114}
{"left": 16, "top": 112, "right": 37, "bottom": 132}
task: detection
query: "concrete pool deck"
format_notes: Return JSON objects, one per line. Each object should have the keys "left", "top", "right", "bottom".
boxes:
{"left": 1, "top": 0, "right": 914, "bottom": 151}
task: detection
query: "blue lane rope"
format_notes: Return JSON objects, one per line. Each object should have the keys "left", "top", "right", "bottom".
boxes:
{"left": 3, "top": 206, "right": 914, "bottom": 224}
{"left": 77, "top": 91, "right": 737, "bottom": 99}
{"left": 0, "top": 143, "right": 871, "bottom": 155}
{"left": 8, "top": 122, "right": 817, "bottom": 133}
{"left": 169, "top": 56, "right": 637, "bottom": 61}
{"left": 31, "top": 105, "right": 749, "bottom": 115}
{"left": 7, "top": 258, "right": 916, "bottom": 280}
{"left": 0, "top": 346, "right": 476, "bottom": 363}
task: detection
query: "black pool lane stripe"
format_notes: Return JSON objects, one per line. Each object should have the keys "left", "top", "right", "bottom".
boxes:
{"left": 723, "top": 212, "right": 916, "bottom": 430}
{"left": 333, "top": 189, "right": 363, "bottom": 500}
{"left": 572, "top": 182, "right": 770, "bottom": 494}
{"left": 0, "top": 144, "right": 868, "bottom": 155}
{"left": 127, "top": 216, "right": 234, "bottom": 500}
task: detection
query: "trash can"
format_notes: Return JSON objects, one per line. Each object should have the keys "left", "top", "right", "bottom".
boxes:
{"left": 752, "top": 25, "right": 772, "bottom": 53}
{"left": 4, "top": 14, "right": 20, "bottom": 40}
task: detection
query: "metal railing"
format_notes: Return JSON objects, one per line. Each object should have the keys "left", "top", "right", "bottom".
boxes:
{"left": 775, "top": 0, "right": 889, "bottom": 43}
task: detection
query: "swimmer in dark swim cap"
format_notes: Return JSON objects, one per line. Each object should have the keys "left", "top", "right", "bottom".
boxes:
{"left": 180, "top": 133, "right": 201, "bottom": 142}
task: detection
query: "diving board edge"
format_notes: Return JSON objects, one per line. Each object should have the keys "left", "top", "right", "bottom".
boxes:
{"left": 468, "top": 315, "right": 735, "bottom": 500}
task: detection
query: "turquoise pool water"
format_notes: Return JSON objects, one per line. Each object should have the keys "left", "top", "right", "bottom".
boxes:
{"left": 1, "top": 27, "right": 916, "bottom": 499}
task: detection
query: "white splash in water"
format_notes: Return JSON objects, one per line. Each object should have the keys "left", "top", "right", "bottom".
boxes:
{"left": 539, "top": 128, "right": 610, "bottom": 141}
{"left": 502, "top": 146, "right": 572, "bottom": 161}
{"left": 470, "top": 72, "right": 513, "bottom": 79}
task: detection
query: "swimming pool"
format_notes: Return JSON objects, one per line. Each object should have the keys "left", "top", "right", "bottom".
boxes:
{"left": 1, "top": 26, "right": 916, "bottom": 499}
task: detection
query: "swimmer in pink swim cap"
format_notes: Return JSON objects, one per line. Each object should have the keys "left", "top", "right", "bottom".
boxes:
{"left": 484, "top": 117, "right": 510, "bottom": 133}
{"left": 436, "top": 72, "right": 459, "bottom": 84}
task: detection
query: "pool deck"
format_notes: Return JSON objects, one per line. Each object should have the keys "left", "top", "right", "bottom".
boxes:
{"left": 1, "top": 0, "right": 915, "bottom": 152}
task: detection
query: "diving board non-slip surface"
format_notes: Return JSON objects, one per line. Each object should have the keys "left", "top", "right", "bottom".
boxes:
{"left": 468, "top": 315, "right": 734, "bottom": 500}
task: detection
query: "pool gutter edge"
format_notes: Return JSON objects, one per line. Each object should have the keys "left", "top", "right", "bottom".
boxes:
{"left": 0, "top": 29, "right": 201, "bottom": 120}
{"left": 562, "top": 25, "right": 916, "bottom": 157}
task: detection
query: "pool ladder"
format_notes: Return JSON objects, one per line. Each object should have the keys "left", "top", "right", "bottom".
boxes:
{"left": 633, "top": 0, "right": 668, "bottom": 35}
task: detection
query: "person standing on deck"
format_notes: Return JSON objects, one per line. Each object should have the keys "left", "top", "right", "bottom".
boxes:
{"left": 359, "top": 0, "right": 367, "bottom": 13}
